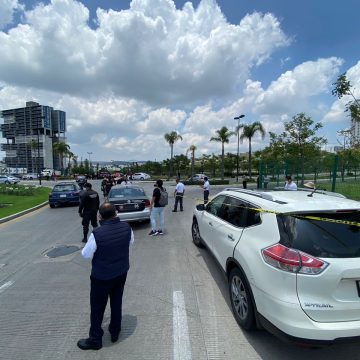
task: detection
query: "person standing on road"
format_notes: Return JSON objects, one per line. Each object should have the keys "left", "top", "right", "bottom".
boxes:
{"left": 284, "top": 175, "right": 297, "bottom": 191}
{"left": 77, "top": 202, "right": 134, "bottom": 351}
{"left": 79, "top": 183, "right": 100, "bottom": 243}
{"left": 149, "top": 179, "right": 166, "bottom": 236}
{"left": 202, "top": 176, "right": 210, "bottom": 204}
{"left": 172, "top": 178, "right": 185, "bottom": 212}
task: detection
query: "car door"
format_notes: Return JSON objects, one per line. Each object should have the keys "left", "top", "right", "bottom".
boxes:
{"left": 198, "top": 195, "right": 227, "bottom": 250}
{"left": 211, "top": 196, "right": 249, "bottom": 271}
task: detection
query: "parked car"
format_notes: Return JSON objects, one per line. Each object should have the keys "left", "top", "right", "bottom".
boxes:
{"left": 49, "top": 182, "right": 81, "bottom": 208}
{"left": 132, "top": 172, "right": 151, "bottom": 180}
{"left": 0, "top": 175, "right": 20, "bottom": 184}
{"left": 106, "top": 185, "right": 150, "bottom": 222}
{"left": 22, "top": 173, "right": 38, "bottom": 180}
{"left": 188, "top": 174, "right": 209, "bottom": 182}
{"left": 192, "top": 188, "right": 360, "bottom": 345}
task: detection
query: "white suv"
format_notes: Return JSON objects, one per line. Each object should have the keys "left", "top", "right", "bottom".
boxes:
{"left": 192, "top": 188, "right": 360, "bottom": 345}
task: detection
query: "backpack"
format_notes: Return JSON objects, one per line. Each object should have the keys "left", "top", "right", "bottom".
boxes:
{"left": 158, "top": 187, "right": 168, "bottom": 207}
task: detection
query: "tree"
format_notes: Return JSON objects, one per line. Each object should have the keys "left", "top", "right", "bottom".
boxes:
{"left": 332, "top": 73, "right": 360, "bottom": 145}
{"left": 239, "top": 121, "right": 265, "bottom": 178}
{"left": 187, "top": 145, "right": 197, "bottom": 179}
{"left": 53, "top": 142, "right": 70, "bottom": 174}
{"left": 210, "top": 126, "right": 234, "bottom": 180}
{"left": 271, "top": 113, "right": 326, "bottom": 184}
{"left": 164, "top": 131, "right": 183, "bottom": 177}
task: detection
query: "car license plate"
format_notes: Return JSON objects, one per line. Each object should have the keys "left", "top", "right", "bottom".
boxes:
{"left": 356, "top": 281, "right": 360, "bottom": 297}
{"left": 60, "top": 194, "right": 67, "bottom": 198}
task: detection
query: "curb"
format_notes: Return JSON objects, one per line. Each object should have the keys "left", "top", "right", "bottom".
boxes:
{"left": 0, "top": 201, "right": 49, "bottom": 224}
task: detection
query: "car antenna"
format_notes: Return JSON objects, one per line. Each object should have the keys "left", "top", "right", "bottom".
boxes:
{"left": 304, "top": 182, "right": 317, "bottom": 197}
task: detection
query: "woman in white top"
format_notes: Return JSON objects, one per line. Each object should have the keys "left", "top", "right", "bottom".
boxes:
{"left": 202, "top": 177, "right": 210, "bottom": 204}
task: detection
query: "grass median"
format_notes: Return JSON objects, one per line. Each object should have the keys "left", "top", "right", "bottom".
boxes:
{"left": 0, "top": 185, "right": 50, "bottom": 219}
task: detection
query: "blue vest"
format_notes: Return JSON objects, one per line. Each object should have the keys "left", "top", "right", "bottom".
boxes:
{"left": 92, "top": 217, "right": 131, "bottom": 280}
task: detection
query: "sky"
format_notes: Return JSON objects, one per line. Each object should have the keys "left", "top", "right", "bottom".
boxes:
{"left": 1, "top": 0, "right": 360, "bottom": 163}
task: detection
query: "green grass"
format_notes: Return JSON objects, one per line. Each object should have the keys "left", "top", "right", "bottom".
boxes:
{"left": 326, "top": 181, "right": 360, "bottom": 201}
{"left": 0, "top": 186, "right": 50, "bottom": 218}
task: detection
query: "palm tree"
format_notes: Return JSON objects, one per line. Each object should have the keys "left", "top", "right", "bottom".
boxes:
{"left": 239, "top": 121, "right": 265, "bottom": 178}
{"left": 187, "top": 145, "right": 197, "bottom": 179}
{"left": 210, "top": 126, "right": 235, "bottom": 180}
{"left": 53, "top": 142, "right": 70, "bottom": 174}
{"left": 164, "top": 131, "right": 183, "bottom": 177}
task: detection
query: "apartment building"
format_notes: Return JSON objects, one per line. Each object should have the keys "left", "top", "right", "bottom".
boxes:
{"left": 0, "top": 101, "right": 66, "bottom": 173}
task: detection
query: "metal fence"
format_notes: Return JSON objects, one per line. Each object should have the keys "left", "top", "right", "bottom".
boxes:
{"left": 257, "top": 155, "right": 360, "bottom": 201}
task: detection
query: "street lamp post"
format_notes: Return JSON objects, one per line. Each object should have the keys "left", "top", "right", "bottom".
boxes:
{"left": 87, "top": 152, "right": 93, "bottom": 176}
{"left": 234, "top": 114, "right": 245, "bottom": 182}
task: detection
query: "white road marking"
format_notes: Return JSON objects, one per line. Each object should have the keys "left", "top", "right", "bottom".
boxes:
{"left": 173, "top": 290, "right": 192, "bottom": 360}
{"left": 0, "top": 281, "right": 14, "bottom": 294}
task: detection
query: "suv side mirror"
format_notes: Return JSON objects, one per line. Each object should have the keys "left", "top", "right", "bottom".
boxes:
{"left": 196, "top": 204, "right": 205, "bottom": 211}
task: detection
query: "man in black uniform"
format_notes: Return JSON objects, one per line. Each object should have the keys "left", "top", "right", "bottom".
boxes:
{"left": 79, "top": 182, "right": 100, "bottom": 243}
{"left": 77, "top": 202, "right": 134, "bottom": 350}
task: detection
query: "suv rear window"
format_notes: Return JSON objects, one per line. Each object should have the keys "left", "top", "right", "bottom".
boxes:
{"left": 277, "top": 211, "right": 360, "bottom": 258}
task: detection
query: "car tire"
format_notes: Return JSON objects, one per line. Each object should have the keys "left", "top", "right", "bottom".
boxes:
{"left": 5, "top": 180, "right": 10, "bottom": 184}
{"left": 228, "top": 267, "right": 256, "bottom": 330}
{"left": 191, "top": 219, "right": 204, "bottom": 248}
{"left": 49, "top": 203, "right": 55, "bottom": 208}
{"left": 140, "top": 177, "right": 144, "bottom": 180}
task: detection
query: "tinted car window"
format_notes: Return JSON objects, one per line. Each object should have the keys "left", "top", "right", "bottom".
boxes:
{"left": 53, "top": 185, "right": 76, "bottom": 192}
{"left": 206, "top": 195, "right": 226, "bottom": 217}
{"left": 277, "top": 211, "right": 360, "bottom": 258}
{"left": 221, "top": 197, "right": 261, "bottom": 228}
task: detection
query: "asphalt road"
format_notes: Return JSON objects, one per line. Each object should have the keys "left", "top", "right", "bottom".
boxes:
{"left": 0, "top": 180, "right": 359, "bottom": 360}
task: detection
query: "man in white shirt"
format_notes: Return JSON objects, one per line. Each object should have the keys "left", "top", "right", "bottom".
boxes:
{"left": 172, "top": 178, "right": 185, "bottom": 212}
{"left": 284, "top": 175, "right": 297, "bottom": 191}
{"left": 77, "top": 202, "right": 134, "bottom": 351}
{"left": 202, "top": 176, "right": 210, "bottom": 204}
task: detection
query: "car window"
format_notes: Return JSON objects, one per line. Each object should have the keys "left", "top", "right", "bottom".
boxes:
{"left": 277, "top": 211, "right": 360, "bottom": 258}
{"left": 221, "top": 196, "right": 247, "bottom": 227}
{"left": 206, "top": 195, "right": 226, "bottom": 217}
{"left": 109, "top": 188, "right": 145, "bottom": 198}
{"left": 53, "top": 185, "right": 75, "bottom": 192}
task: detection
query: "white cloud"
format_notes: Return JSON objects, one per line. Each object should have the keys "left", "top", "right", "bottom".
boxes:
{"left": 0, "top": 0, "right": 23, "bottom": 29}
{"left": 0, "top": 0, "right": 289, "bottom": 105}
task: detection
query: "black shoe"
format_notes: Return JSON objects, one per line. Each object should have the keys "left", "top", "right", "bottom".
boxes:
{"left": 172, "top": 210, "right": 177, "bottom": 212}
{"left": 81, "top": 238, "right": 87, "bottom": 243}
{"left": 111, "top": 333, "right": 119, "bottom": 343}
{"left": 108, "top": 325, "right": 120, "bottom": 343}
{"left": 77, "top": 338, "right": 102, "bottom": 350}
{"left": 157, "top": 229, "right": 164, "bottom": 235}
{"left": 180, "top": 209, "right": 183, "bottom": 212}
{"left": 148, "top": 230, "right": 158, "bottom": 236}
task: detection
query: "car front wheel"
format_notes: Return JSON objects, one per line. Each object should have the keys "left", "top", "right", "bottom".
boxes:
{"left": 191, "top": 219, "right": 204, "bottom": 248}
{"left": 229, "top": 267, "right": 256, "bottom": 330}
{"left": 5, "top": 180, "right": 10, "bottom": 184}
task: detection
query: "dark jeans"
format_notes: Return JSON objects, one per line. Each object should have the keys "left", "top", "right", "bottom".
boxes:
{"left": 82, "top": 211, "right": 98, "bottom": 239}
{"left": 204, "top": 190, "right": 209, "bottom": 204}
{"left": 174, "top": 193, "right": 183, "bottom": 211}
{"left": 89, "top": 272, "right": 128, "bottom": 345}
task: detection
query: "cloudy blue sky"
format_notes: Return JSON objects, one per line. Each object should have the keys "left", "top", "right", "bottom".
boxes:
{"left": 1, "top": 0, "right": 359, "bottom": 162}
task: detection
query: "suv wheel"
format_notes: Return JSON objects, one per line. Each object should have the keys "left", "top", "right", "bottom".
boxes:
{"left": 229, "top": 267, "right": 256, "bottom": 330}
{"left": 192, "top": 219, "right": 204, "bottom": 248}
{"left": 5, "top": 180, "right": 10, "bottom": 184}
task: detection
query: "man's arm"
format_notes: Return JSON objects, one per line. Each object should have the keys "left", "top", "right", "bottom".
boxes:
{"left": 81, "top": 233, "right": 97, "bottom": 259}
{"left": 78, "top": 193, "right": 86, "bottom": 215}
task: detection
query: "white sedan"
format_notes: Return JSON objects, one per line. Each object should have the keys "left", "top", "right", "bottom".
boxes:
{"left": 0, "top": 175, "right": 20, "bottom": 184}
{"left": 132, "top": 172, "right": 151, "bottom": 180}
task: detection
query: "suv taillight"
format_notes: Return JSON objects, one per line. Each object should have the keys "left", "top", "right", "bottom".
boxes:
{"left": 262, "top": 244, "right": 328, "bottom": 275}
{"left": 144, "top": 199, "right": 150, "bottom": 208}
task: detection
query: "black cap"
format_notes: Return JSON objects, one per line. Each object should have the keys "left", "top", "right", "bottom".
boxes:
{"left": 84, "top": 182, "right": 92, "bottom": 188}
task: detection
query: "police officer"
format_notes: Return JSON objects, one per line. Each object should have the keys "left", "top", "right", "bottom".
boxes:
{"left": 77, "top": 202, "right": 134, "bottom": 350}
{"left": 79, "top": 182, "right": 100, "bottom": 243}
